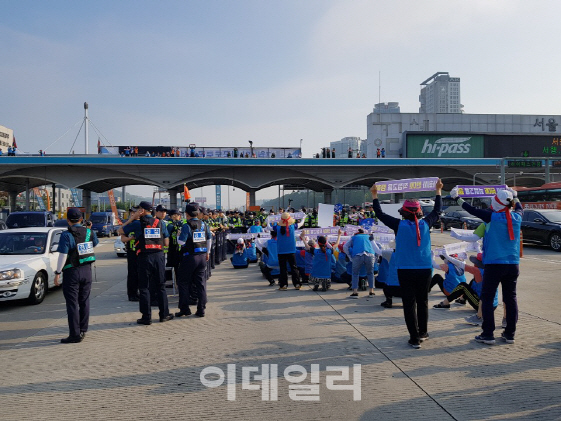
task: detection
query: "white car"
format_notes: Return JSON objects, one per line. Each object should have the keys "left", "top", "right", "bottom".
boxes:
{"left": 114, "top": 237, "right": 127, "bottom": 257}
{"left": 0, "top": 227, "right": 65, "bottom": 304}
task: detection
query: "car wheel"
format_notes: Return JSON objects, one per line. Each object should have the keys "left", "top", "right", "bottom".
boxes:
{"left": 549, "top": 233, "right": 561, "bottom": 252}
{"left": 28, "top": 272, "right": 47, "bottom": 305}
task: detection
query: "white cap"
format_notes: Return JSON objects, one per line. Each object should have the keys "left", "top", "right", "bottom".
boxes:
{"left": 492, "top": 189, "right": 513, "bottom": 211}
{"left": 237, "top": 238, "right": 244, "bottom": 244}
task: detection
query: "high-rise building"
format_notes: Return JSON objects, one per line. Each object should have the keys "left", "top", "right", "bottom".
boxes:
{"left": 419, "top": 72, "right": 462, "bottom": 114}
{"left": 330, "top": 137, "right": 366, "bottom": 158}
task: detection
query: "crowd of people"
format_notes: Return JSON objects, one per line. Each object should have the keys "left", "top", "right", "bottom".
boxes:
{"left": 55, "top": 181, "right": 523, "bottom": 350}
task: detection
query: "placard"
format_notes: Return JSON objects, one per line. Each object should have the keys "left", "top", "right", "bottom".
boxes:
{"left": 456, "top": 185, "right": 507, "bottom": 198}
{"left": 375, "top": 177, "right": 439, "bottom": 194}
{"left": 317, "top": 203, "right": 335, "bottom": 228}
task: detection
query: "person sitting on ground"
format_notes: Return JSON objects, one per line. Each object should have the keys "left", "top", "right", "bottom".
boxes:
{"left": 302, "top": 233, "right": 341, "bottom": 292}
{"left": 231, "top": 238, "right": 249, "bottom": 269}
{"left": 430, "top": 253, "right": 466, "bottom": 302}
{"left": 261, "top": 230, "right": 280, "bottom": 285}
{"left": 245, "top": 238, "right": 258, "bottom": 263}
{"left": 371, "top": 241, "right": 401, "bottom": 308}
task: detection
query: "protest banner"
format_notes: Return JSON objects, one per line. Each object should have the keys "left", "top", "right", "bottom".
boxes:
{"left": 375, "top": 177, "right": 439, "bottom": 194}
{"left": 456, "top": 185, "right": 507, "bottom": 197}
{"left": 266, "top": 212, "right": 305, "bottom": 224}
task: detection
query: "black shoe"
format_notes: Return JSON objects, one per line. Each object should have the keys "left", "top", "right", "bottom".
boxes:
{"left": 195, "top": 312, "right": 205, "bottom": 317}
{"left": 61, "top": 335, "right": 83, "bottom": 344}
{"left": 268, "top": 280, "right": 275, "bottom": 286}
{"left": 137, "top": 318, "right": 152, "bottom": 325}
{"left": 419, "top": 333, "right": 430, "bottom": 342}
{"left": 175, "top": 310, "right": 192, "bottom": 317}
{"left": 380, "top": 300, "right": 393, "bottom": 308}
{"left": 408, "top": 339, "right": 421, "bottom": 349}
{"left": 80, "top": 332, "right": 86, "bottom": 340}
{"left": 128, "top": 296, "right": 140, "bottom": 302}
{"left": 313, "top": 285, "right": 319, "bottom": 291}
{"left": 160, "top": 314, "right": 175, "bottom": 322}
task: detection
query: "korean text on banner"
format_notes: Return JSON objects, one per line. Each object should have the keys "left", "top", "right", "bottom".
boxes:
{"left": 375, "top": 177, "right": 439, "bottom": 194}
{"left": 456, "top": 185, "right": 507, "bottom": 198}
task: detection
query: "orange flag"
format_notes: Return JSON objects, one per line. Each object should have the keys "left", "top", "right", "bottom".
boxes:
{"left": 183, "top": 185, "right": 191, "bottom": 201}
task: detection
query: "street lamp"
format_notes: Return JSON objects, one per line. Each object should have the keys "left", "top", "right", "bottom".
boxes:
{"left": 300, "top": 139, "right": 303, "bottom": 158}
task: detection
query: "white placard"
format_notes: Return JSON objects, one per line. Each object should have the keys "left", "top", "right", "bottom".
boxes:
{"left": 317, "top": 203, "right": 335, "bottom": 228}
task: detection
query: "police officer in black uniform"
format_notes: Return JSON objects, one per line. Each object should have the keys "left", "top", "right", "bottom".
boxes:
{"left": 54, "top": 208, "right": 99, "bottom": 343}
{"left": 175, "top": 203, "right": 212, "bottom": 318}
{"left": 121, "top": 206, "right": 140, "bottom": 301}
{"left": 119, "top": 201, "right": 174, "bottom": 324}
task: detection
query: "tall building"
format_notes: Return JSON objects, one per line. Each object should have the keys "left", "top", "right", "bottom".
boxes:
{"left": 373, "top": 102, "right": 401, "bottom": 114}
{"left": 330, "top": 137, "right": 366, "bottom": 158}
{"left": 419, "top": 72, "right": 462, "bottom": 114}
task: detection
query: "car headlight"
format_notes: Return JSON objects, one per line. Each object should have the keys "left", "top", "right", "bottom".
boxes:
{"left": 0, "top": 269, "right": 22, "bottom": 280}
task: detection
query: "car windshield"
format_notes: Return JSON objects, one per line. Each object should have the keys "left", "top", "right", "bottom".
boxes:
{"left": 542, "top": 211, "right": 561, "bottom": 223}
{"left": 90, "top": 215, "right": 109, "bottom": 224}
{"left": 6, "top": 214, "right": 45, "bottom": 228}
{"left": 0, "top": 232, "right": 48, "bottom": 255}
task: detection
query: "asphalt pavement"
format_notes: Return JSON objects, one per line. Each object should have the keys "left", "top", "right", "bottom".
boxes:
{"left": 0, "top": 234, "right": 560, "bottom": 421}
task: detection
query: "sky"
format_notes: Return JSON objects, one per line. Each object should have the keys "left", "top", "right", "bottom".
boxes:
{"left": 2, "top": 0, "right": 561, "bottom": 207}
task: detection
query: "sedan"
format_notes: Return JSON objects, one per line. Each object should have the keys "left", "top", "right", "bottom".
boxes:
{"left": 114, "top": 237, "right": 127, "bottom": 257}
{"left": 0, "top": 228, "right": 64, "bottom": 304}
{"left": 440, "top": 210, "right": 483, "bottom": 231}
{"left": 521, "top": 209, "right": 561, "bottom": 252}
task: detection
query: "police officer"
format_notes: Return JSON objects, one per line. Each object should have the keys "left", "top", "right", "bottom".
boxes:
{"left": 176, "top": 203, "right": 212, "bottom": 318}
{"left": 119, "top": 201, "right": 174, "bottom": 324}
{"left": 121, "top": 207, "right": 140, "bottom": 301}
{"left": 166, "top": 209, "right": 184, "bottom": 281}
{"left": 54, "top": 208, "right": 99, "bottom": 343}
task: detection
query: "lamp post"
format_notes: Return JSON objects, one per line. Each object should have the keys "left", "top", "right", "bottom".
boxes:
{"left": 300, "top": 139, "right": 303, "bottom": 158}
{"left": 248, "top": 140, "right": 253, "bottom": 157}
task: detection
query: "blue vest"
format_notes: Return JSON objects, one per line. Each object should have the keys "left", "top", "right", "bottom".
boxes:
{"left": 311, "top": 248, "right": 335, "bottom": 278}
{"left": 472, "top": 268, "right": 499, "bottom": 308}
{"left": 246, "top": 243, "right": 257, "bottom": 261}
{"left": 482, "top": 212, "right": 522, "bottom": 264}
{"left": 394, "top": 219, "right": 432, "bottom": 269}
{"left": 265, "top": 239, "right": 279, "bottom": 275}
{"left": 385, "top": 255, "right": 400, "bottom": 287}
{"left": 443, "top": 262, "right": 466, "bottom": 294}
{"left": 349, "top": 234, "right": 375, "bottom": 256}
{"left": 304, "top": 250, "right": 314, "bottom": 274}
{"left": 275, "top": 225, "right": 296, "bottom": 255}
{"left": 248, "top": 225, "right": 263, "bottom": 233}
{"left": 377, "top": 258, "right": 389, "bottom": 284}
{"left": 232, "top": 249, "right": 249, "bottom": 267}
{"left": 295, "top": 247, "right": 306, "bottom": 268}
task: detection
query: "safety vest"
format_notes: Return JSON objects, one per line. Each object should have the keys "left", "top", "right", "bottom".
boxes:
{"left": 63, "top": 226, "right": 96, "bottom": 270}
{"left": 181, "top": 219, "right": 208, "bottom": 256}
{"left": 126, "top": 230, "right": 136, "bottom": 252}
{"left": 138, "top": 217, "right": 164, "bottom": 254}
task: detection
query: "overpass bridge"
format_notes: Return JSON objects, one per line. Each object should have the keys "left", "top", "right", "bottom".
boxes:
{"left": 0, "top": 155, "right": 550, "bottom": 213}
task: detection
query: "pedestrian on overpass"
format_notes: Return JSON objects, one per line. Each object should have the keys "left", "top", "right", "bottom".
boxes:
{"left": 370, "top": 179, "right": 443, "bottom": 349}
{"left": 54, "top": 208, "right": 99, "bottom": 343}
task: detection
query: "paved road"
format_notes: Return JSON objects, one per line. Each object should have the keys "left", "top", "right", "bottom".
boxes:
{"left": 0, "top": 234, "right": 560, "bottom": 421}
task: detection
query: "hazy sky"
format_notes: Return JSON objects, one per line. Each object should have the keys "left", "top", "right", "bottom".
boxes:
{"left": 2, "top": 0, "right": 561, "bottom": 207}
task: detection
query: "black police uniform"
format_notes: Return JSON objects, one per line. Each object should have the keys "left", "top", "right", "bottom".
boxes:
{"left": 125, "top": 230, "right": 139, "bottom": 301}
{"left": 176, "top": 217, "right": 211, "bottom": 317}
{"left": 134, "top": 216, "right": 171, "bottom": 322}
{"left": 59, "top": 225, "right": 98, "bottom": 340}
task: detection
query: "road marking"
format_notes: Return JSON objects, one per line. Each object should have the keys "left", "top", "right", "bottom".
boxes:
{"left": 523, "top": 256, "right": 561, "bottom": 265}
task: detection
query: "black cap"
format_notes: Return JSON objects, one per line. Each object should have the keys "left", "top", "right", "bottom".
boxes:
{"left": 155, "top": 204, "right": 167, "bottom": 213}
{"left": 129, "top": 206, "right": 139, "bottom": 212}
{"left": 138, "top": 201, "right": 152, "bottom": 211}
{"left": 168, "top": 209, "right": 180, "bottom": 216}
{"left": 185, "top": 203, "right": 200, "bottom": 217}
{"left": 67, "top": 208, "right": 82, "bottom": 221}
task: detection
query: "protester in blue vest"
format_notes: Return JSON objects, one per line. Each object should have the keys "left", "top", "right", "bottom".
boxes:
{"left": 371, "top": 241, "right": 401, "bottom": 308}
{"left": 343, "top": 228, "right": 376, "bottom": 298}
{"left": 245, "top": 239, "right": 258, "bottom": 263}
{"left": 430, "top": 253, "right": 466, "bottom": 303}
{"left": 271, "top": 212, "right": 305, "bottom": 290}
{"left": 231, "top": 238, "right": 250, "bottom": 268}
{"left": 450, "top": 186, "right": 522, "bottom": 345}
{"left": 371, "top": 179, "right": 443, "bottom": 349}
{"left": 261, "top": 230, "right": 280, "bottom": 286}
